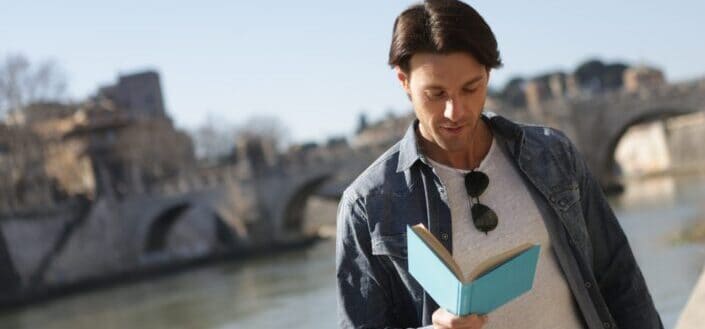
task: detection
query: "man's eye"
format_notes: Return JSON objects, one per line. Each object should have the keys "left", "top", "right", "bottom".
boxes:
{"left": 425, "top": 90, "right": 445, "bottom": 99}
{"left": 463, "top": 88, "right": 478, "bottom": 94}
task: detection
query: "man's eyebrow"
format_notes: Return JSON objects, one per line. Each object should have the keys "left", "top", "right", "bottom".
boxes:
{"left": 463, "top": 75, "right": 484, "bottom": 87}
{"left": 423, "top": 75, "right": 484, "bottom": 90}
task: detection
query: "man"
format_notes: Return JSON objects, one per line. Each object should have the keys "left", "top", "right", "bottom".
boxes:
{"left": 336, "top": 1, "right": 663, "bottom": 328}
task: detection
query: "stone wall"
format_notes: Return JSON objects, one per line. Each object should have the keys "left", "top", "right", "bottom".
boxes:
{"left": 0, "top": 206, "right": 79, "bottom": 288}
{"left": 666, "top": 111, "right": 705, "bottom": 174}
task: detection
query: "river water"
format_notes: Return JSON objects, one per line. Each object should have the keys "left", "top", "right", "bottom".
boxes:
{"left": 1, "top": 175, "right": 704, "bottom": 329}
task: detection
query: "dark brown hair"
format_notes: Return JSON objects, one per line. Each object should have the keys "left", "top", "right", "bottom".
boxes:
{"left": 388, "top": 0, "right": 502, "bottom": 73}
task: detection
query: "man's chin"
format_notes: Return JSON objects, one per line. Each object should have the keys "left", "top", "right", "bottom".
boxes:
{"left": 435, "top": 140, "right": 469, "bottom": 154}
{"left": 434, "top": 132, "right": 470, "bottom": 148}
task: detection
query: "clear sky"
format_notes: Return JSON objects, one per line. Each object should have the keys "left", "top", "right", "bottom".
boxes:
{"left": 2, "top": 1, "right": 705, "bottom": 143}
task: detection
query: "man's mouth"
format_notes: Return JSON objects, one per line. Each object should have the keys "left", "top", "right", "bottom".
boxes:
{"left": 440, "top": 125, "right": 464, "bottom": 134}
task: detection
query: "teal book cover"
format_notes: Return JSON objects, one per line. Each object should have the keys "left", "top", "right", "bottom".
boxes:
{"left": 406, "top": 224, "right": 540, "bottom": 316}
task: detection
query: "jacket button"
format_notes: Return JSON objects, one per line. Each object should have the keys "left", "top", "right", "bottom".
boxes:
{"left": 603, "top": 322, "right": 612, "bottom": 328}
{"left": 441, "top": 233, "right": 449, "bottom": 241}
{"left": 585, "top": 282, "right": 592, "bottom": 289}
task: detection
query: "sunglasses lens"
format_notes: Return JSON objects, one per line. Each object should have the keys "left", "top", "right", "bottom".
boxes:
{"left": 465, "top": 170, "right": 497, "bottom": 233}
{"left": 464, "top": 171, "right": 489, "bottom": 197}
{"left": 472, "top": 203, "right": 498, "bottom": 233}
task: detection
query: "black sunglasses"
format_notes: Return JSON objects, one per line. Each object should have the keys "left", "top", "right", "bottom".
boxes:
{"left": 464, "top": 171, "right": 498, "bottom": 234}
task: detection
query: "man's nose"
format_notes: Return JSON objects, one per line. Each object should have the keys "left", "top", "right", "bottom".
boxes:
{"left": 443, "top": 97, "right": 463, "bottom": 121}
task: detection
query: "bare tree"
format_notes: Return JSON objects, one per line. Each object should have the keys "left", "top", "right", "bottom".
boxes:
{"left": 232, "top": 115, "right": 291, "bottom": 173}
{"left": 191, "top": 114, "right": 237, "bottom": 162}
{"left": 0, "top": 53, "right": 68, "bottom": 118}
{"left": 189, "top": 114, "right": 291, "bottom": 165}
{"left": 237, "top": 115, "right": 291, "bottom": 152}
{"left": 114, "top": 120, "right": 196, "bottom": 186}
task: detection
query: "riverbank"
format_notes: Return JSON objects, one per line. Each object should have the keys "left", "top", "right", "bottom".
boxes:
{"left": 676, "top": 264, "right": 705, "bottom": 329}
{"left": 673, "top": 215, "right": 705, "bottom": 244}
{"left": 0, "top": 235, "right": 322, "bottom": 311}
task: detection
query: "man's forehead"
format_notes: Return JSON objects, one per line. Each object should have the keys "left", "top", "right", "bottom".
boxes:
{"left": 410, "top": 66, "right": 484, "bottom": 88}
{"left": 408, "top": 52, "right": 486, "bottom": 85}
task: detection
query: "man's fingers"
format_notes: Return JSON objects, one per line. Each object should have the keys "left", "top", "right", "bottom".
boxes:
{"left": 432, "top": 307, "right": 454, "bottom": 327}
{"left": 449, "top": 314, "right": 486, "bottom": 328}
{"left": 432, "top": 308, "right": 488, "bottom": 328}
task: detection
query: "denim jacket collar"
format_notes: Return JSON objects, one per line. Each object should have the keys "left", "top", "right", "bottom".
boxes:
{"left": 395, "top": 111, "right": 524, "bottom": 174}
{"left": 396, "top": 119, "right": 423, "bottom": 173}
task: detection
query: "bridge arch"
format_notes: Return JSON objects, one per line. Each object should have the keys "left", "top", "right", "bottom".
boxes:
{"left": 600, "top": 107, "right": 699, "bottom": 189}
{"left": 143, "top": 201, "right": 244, "bottom": 256}
{"left": 213, "top": 211, "right": 246, "bottom": 247}
{"left": 281, "top": 174, "right": 331, "bottom": 234}
{"left": 144, "top": 203, "right": 191, "bottom": 253}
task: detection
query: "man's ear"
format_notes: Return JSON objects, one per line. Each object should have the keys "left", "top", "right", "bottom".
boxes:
{"left": 394, "top": 66, "right": 411, "bottom": 94}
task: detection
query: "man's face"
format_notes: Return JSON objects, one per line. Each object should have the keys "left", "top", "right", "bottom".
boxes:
{"left": 397, "top": 52, "right": 489, "bottom": 155}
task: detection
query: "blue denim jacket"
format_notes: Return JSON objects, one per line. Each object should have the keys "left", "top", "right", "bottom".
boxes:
{"left": 336, "top": 113, "right": 663, "bottom": 329}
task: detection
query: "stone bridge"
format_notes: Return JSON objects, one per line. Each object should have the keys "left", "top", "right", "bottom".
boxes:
{"left": 0, "top": 155, "right": 356, "bottom": 291}
{"left": 515, "top": 78, "right": 705, "bottom": 190}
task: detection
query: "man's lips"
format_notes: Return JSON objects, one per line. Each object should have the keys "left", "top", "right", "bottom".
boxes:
{"left": 440, "top": 125, "right": 464, "bottom": 134}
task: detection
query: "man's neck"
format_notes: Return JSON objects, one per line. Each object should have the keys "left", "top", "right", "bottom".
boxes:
{"left": 419, "top": 120, "right": 494, "bottom": 170}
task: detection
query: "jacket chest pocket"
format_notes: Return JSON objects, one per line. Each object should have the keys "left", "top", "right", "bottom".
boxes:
{"left": 370, "top": 233, "right": 423, "bottom": 322}
{"left": 549, "top": 183, "right": 580, "bottom": 212}
{"left": 372, "top": 233, "right": 411, "bottom": 289}
{"left": 550, "top": 185, "right": 593, "bottom": 261}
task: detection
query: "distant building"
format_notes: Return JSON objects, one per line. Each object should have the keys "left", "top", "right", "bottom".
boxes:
{"left": 98, "top": 71, "right": 167, "bottom": 120}
{"left": 524, "top": 79, "right": 551, "bottom": 118}
{"left": 326, "top": 136, "right": 348, "bottom": 148}
{"left": 352, "top": 113, "right": 414, "bottom": 149}
{"left": 0, "top": 71, "right": 195, "bottom": 213}
{"left": 0, "top": 123, "right": 58, "bottom": 211}
{"left": 3, "top": 102, "right": 76, "bottom": 126}
{"left": 573, "top": 60, "right": 628, "bottom": 94}
{"left": 496, "top": 59, "right": 638, "bottom": 115}
{"left": 521, "top": 72, "right": 578, "bottom": 118}
{"left": 623, "top": 66, "right": 666, "bottom": 92}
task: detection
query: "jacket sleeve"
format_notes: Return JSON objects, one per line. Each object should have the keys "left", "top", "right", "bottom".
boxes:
{"left": 573, "top": 147, "right": 664, "bottom": 329}
{"left": 336, "top": 192, "right": 430, "bottom": 329}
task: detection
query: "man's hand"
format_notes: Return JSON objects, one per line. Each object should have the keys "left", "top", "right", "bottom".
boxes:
{"left": 432, "top": 308, "right": 487, "bottom": 329}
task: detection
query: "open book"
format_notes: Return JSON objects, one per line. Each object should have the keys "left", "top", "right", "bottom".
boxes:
{"left": 407, "top": 224, "right": 540, "bottom": 316}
